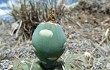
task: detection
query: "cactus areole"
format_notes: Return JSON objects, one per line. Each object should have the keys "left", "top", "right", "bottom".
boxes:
{"left": 32, "top": 22, "right": 66, "bottom": 65}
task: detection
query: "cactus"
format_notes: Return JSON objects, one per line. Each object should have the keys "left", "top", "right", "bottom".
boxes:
{"left": 31, "top": 2, "right": 66, "bottom": 69}
{"left": 11, "top": 0, "right": 67, "bottom": 69}
{"left": 13, "top": 59, "right": 43, "bottom": 70}
{"left": 32, "top": 21, "right": 66, "bottom": 68}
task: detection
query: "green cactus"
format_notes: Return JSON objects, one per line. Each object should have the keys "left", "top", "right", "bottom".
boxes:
{"left": 13, "top": 59, "right": 43, "bottom": 70}
{"left": 32, "top": 22, "right": 66, "bottom": 68}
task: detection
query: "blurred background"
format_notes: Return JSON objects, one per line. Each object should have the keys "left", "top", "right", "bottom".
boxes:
{"left": 0, "top": 0, "right": 78, "bottom": 23}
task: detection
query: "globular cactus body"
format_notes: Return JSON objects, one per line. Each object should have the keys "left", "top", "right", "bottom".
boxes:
{"left": 32, "top": 22, "right": 66, "bottom": 64}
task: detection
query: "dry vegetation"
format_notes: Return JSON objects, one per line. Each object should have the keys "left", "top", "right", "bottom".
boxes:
{"left": 8, "top": 0, "right": 50, "bottom": 41}
{"left": 8, "top": 0, "right": 64, "bottom": 41}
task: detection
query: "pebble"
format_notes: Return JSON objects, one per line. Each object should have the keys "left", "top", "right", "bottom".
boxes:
{"left": 106, "top": 63, "right": 110, "bottom": 69}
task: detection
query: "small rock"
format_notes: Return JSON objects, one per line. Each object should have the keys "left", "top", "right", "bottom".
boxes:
{"left": 84, "top": 20, "right": 88, "bottom": 23}
{"left": 106, "top": 63, "right": 110, "bottom": 69}
{"left": 8, "top": 65, "right": 13, "bottom": 70}
{"left": 68, "top": 26, "right": 72, "bottom": 28}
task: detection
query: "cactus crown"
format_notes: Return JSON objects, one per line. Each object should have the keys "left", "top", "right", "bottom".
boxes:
{"left": 46, "top": 6, "right": 57, "bottom": 23}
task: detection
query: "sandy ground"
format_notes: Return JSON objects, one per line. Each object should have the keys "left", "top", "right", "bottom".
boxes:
{"left": 0, "top": 11, "right": 110, "bottom": 70}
